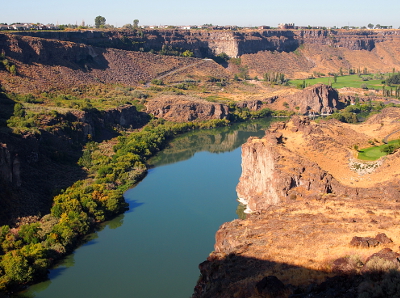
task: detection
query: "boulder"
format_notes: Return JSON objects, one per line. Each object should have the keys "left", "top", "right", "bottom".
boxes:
{"left": 350, "top": 236, "right": 379, "bottom": 248}
{"left": 365, "top": 248, "right": 400, "bottom": 264}
{"left": 375, "top": 233, "right": 393, "bottom": 244}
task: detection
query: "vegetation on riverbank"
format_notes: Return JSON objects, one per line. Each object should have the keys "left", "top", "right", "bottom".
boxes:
{"left": 0, "top": 116, "right": 234, "bottom": 291}
{"left": 0, "top": 96, "right": 286, "bottom": 292}
{"left": 324, "top": 101, "right": 400, "bottom": 124}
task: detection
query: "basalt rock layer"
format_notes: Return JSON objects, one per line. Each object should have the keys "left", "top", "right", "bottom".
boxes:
{"left": 145, "top": 95, "right": 229, "bottom": 122}
{"left": 11, "top": 29, "right": 400, "bottom": 57}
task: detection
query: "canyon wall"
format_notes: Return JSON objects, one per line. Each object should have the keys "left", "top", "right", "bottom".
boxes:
{"left": 236, "top": 114, "right": 400, "bottom": 212}
{"left": 0, "top": 33, "right": 230, "bottom": 92}
{"left": 0, "top": 104, "right": 148, "bottom": 225}
{"left": 194, "top": 110, "right": 400, "bottom": 298}
{"left": 10, "top": 29, "right": 400, "bottom": 58}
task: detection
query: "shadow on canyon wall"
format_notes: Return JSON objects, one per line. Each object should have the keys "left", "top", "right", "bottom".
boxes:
{"left": 0, "top": 34, "right": 110, "bottom": 72}
{"left": 194, "top": 254, "right": 400, "bottom": 298}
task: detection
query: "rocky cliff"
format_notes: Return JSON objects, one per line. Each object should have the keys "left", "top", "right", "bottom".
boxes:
{"left": 3, "top": 29, "right": 400, "bottom": 93}
{"left": 145, "top": 95, "right": 229, "bottom": 122}
{"left": 0, "top": 33, "right": 228, "bottom": 93}
{"left": 194, "top": 109, "right": 400, "bottom": 297}
{"left": 237, "top": 113, "right": 400, "bottom": 212}
{"left": 11, "top": 29, "right": 400, "bottom": 57}
{"left": 286, "top": 84, "right": 340, "bottom": 115}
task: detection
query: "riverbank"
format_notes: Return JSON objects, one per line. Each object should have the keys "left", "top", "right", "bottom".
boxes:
{"left": 16, "top": 118, "right": 277, "bottom": 298}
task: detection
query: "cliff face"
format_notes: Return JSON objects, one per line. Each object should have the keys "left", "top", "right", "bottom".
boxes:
{"left": 10, "top": 29, "right": 400, "bottom": 58}
{"left": 286, "top": 84, "right": 340, "bottom": 115}
{"left": 194, "top": 109, "right": 400, "bottom": 298}
{"left": 145, "top": 96, "right": 229, "bottom": 122}
{"left": 0, "top": 33, "right": 228, "bottom": 93}
{"left": 237, "top": 114, "right": 400, "bottom": 212}
{"left": 0, "top": 143, "right": 20, "bottom": 188}
{"left": 236, "top": 120, "right": 340, "bottom": 212}
{"left": 4, "top": 30, "right": 400, "bottom": 93}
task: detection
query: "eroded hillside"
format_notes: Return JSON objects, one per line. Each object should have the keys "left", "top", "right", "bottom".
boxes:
{"left": 0, "top": 34, "right": 229, "bottom": 93}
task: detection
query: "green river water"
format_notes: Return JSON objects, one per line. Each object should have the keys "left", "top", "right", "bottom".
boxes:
{"left": 17, "top": 118, "right": 275, "bottom": 298}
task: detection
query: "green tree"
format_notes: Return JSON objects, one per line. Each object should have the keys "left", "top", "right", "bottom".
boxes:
{"left": 368, "top": 23, "right": 374, "bottom": 29}
{"left": 133, "top": 19, "right": 139, "bottom": 29}
{"left": 95, "top": 16, "right": 106, "bottom": 28}
{"left": 13, "top": 103, "right": 25, "bottom": 117}
{"left": 386, "top": 74, "right": 400, "bottom": 85}
{"left": 182, "top": 50, "right": 194, "bottom": 57}
{"left": 18, "top": 223, "right": 41, "bottom": 244}
{"left": 9, "top": 65, "right": 16, "bottom": 75}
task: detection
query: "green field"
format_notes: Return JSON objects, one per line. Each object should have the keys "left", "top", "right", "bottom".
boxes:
{"left": 290, "top": 74, "right": 385, "bottom": 90}
{"left": 358, "top": 139, "right": 400, "bottom": 161}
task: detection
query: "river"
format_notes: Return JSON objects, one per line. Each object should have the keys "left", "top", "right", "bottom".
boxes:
{"left": 17, "top": 118, "right": 276, "bottom": 298}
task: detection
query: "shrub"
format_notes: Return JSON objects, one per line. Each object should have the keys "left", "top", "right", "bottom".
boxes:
{"left": 151, "top": 79, "right": 164, "bottom": 85}
{"left": 386, "top": 74, "right": 400, "bottom": 85}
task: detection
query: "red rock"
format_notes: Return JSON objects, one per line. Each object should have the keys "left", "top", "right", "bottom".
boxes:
{"left": 375, "top": 233, "right": 393, "bottom": 244}
{"left": 350, "top": 236, "right": 379, "bottom": 248}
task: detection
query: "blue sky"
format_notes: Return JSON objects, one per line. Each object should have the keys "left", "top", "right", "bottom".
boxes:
{"left": 3, "top": 0, "right": 400, "bottom": 28}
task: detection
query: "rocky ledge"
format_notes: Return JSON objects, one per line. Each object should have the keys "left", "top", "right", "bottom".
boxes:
{"left": 145, "top": 95, "right": 229, "bottom": 122}
{"left": 193, "top": 108, "right": 400, "bottom": 297}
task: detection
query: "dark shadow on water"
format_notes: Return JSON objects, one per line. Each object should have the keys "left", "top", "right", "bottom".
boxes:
{"left": 194, "top": 254, "right": 400, "bottom": 298}
{"left": 80, "top": 233, "right": 99, "bottom": 247}
{"left": 124, "top": 200, "right": 144, "bottom": 214}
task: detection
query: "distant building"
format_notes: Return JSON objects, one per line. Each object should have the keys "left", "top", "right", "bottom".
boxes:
{"left": 278, "top": 23, "right": 295, "bottom": 29}
{"left": 259, "top": 26, "right": 270, "bottom": 30}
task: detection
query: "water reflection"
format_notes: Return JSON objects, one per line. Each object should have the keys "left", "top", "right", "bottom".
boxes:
{"left": 236, "top": 202, "right": 247, "bottom": 220}
{"left": 149, "top": 118, "right": 277, "bottom": 167}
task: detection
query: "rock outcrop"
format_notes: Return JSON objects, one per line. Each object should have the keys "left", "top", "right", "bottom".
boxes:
{"left": 194, "top": 110, "right": 400, "bottom": 297}
{"left": 286, "top": 84, "right": 340, "bottom": 115}
{"left": 237, "top": 113, "right": 400, "bottom": 212}
{"left": 71, "top": 104, "right": 150, "bottom": 140}
{"left": 145, "top": 96, "right": 229, "bottom": 122}
{"left": 236, "top": 97, "right": 277, "bottom": 111}
{"left": 193, "top": 194, "right": 400, "bottom": 298}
